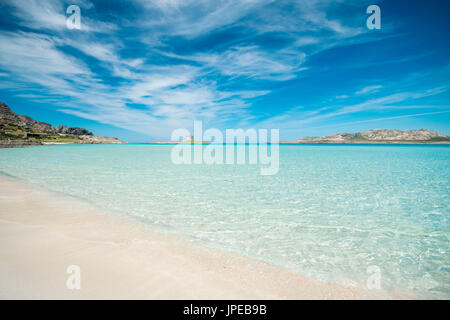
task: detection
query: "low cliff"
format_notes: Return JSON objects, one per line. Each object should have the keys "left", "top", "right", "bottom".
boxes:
{"left": 0, "top": 102, "right": 125, "bottom": 147}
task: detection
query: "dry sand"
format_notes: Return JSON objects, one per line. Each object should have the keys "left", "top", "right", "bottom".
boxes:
{"left": 0, "top": 174, "right": 380, "bottom": 299}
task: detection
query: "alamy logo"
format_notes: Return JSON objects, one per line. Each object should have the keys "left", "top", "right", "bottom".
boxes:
{"left": 171, "top": 121, "right": 279, "bottom": 175}
{"left": 66, "top": 265, "right": 81, "bottom": 290}
{"left": 66, "top": 5, "right": 81, "bottom": 30}
{"left": 366, "top": 265, "right": 381, "bottom": 290}
{"left": 366, "top": 5, "right": 381, "bottom": 30}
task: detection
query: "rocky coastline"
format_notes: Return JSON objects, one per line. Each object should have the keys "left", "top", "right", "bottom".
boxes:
{"left": 291, "top": 129, "right": 450, "bottom": 144}
{"left": 0, "top": 102, "right": 125, "bottom": 148}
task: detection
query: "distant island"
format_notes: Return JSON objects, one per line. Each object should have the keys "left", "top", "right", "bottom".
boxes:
{"left": 153, "top": 134, "right": 211, "bottom": 144}
{"left": 0, "top": 102, "right": 124, "bottom": 147}
{"left": 284, "top": 129, "right": 450, "bottom": 144}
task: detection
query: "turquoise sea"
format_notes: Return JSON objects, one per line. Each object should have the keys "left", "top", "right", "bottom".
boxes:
{"left": 0, "top": 144, "right": 449, "bottom": 298}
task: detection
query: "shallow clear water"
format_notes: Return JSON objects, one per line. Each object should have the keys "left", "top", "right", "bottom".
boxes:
{"left": 1, "top": 144, "right": 449, "bottom": 297}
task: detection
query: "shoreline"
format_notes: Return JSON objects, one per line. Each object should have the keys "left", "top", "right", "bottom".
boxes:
{"left": 0, "top": 174, "right": 402, "bottom": 299}
{"left": 0, "top": 140, "right": 126, "bottom": 148}
{"left": 2, "top": 141, "right": 449, "bottom": 149}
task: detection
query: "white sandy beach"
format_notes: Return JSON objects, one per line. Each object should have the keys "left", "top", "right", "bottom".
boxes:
{"left": 0, "top": 174, "right": 384, "bottom": 299}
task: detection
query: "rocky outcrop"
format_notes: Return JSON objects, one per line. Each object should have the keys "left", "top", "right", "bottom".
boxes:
{"left": 0, "top": 102, "right": 20, "bottom": 122}
{"left": 53, "top": 125, "right": 93, "bottom": 136}
{"left": 0, "top": 102, "right": 125, "bottom": 147}
{"left": 0, "top": 102, "right": 96, "bottom": 136}
{"left": 1, "top": 102, "right": 53, "bottom": 132}
{"left": 77, "top": 135, "right": 123, "bottom": 144}
{"left": 358, "top": 129, "right": 446, "bottom": 140}
{"left": 296, "top": 129, "right": 450, "bottom": 144}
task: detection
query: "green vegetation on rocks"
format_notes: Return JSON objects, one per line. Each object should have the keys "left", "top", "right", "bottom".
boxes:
{"left": 0, "top": 102, "right": 124, "bottom": 147}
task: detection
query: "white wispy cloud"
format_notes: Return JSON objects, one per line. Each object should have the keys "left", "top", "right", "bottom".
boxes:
{"left": 255, "top": 83, "right": 449, "bottom": 131}
{"left": 295, "top": 110, "right": 450, "bottom": 133}
{"left": 355, "top": 85, "right": 383, "bottom": 95}
{"left": 5, "top": 0, "right": 116, "bottom": 33}
{"left": 0, "top": 31, "right": 89, "bottom": 76}
{"left": 0, "top": 29, "right": 258, "bottom": 138}
{"left": 5, "top": 0, "right": 67, "bottom": 31}
{"left": 174, "top": 45, "right": 306, "bottom": 81}
{"left": 136, "top": 0, "right": 275, "bottom": 38}
{"left": 0, "top": 0, "right": 403, "bottom": 140}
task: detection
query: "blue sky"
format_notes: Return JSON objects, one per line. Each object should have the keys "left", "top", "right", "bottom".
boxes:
{"left": 0, "top": 0, "right": 449, "bottom": 142}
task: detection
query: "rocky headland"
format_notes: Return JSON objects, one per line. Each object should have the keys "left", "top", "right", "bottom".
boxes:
{"left": 0, "top": 102, "right": 124, "bottom": 147}
{"left": 291, "top": 129, "right": 450, "bottom": 144}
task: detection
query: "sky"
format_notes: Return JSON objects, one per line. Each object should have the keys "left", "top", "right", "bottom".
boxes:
{"left": 0, "top": 0, "right": 449, "bottom": 142}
